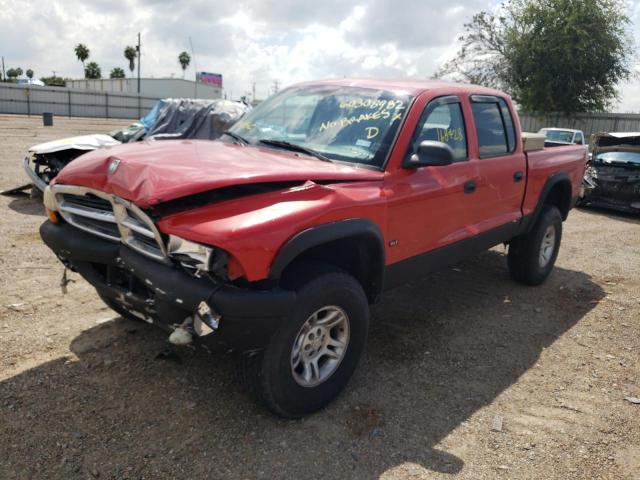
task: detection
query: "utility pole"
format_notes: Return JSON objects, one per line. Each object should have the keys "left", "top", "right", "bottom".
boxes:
{"left": 272, "top": 79, "right": 279, "bottom": 94}
{"left": 252, "top": 80, "right": 256, "bottom": 104}
{"left": 1, "top": 57, "right": 5, "bottom": 82}
{"left": 189, "top": 37, "right": 198, "bottom": 98}
{"left": 136, "top": 32, "right": 141, "bottom": 94}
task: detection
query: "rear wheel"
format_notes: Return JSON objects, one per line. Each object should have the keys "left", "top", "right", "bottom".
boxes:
{"left": 241, "top": 262, "right": 369, "bottom": 418}
{"left": 508, "top": 205, "right": 562, "bottom": 285}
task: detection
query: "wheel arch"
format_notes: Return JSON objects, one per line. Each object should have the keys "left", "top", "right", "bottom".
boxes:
{"left": 269, "top": 219, "right": 385, "bottom": 303}
{"left": 524, "top": 172, "right": 573, "bottom": 233}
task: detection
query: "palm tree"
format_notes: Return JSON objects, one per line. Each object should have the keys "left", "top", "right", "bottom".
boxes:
{"left": 15, "top": 67, "right": 23, "bottom": 78}
{"left": 84, "top": 62, "right": 101, "bottom": 79}
{"left": 26, "top": 69, "right": 34, "bottom": 79}
{"left": 124, "top": 46, "right": 137, "bottom": 76}
{"left": 74, "top": 44, "right": 90, "bottom": 72}
{"left": 110, "top": 67, "right": 125, "bottom": 78}
{"left": 178, "top": 51, "right": 191, "bottom": 78}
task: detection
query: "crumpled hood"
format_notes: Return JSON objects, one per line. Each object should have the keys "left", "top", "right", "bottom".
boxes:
{"left": 30, "top": 134, "right": 121, "bottom": 154}
{"left": 54, "top": 139, "right": 383, "bottom": 207}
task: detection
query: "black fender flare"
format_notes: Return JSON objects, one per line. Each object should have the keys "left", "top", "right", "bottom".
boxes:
{"left": 268, "top": 218, "right": 385, "bottom": 287}
{"left": 521, "top": 172, "right": 572, "bottom": 233}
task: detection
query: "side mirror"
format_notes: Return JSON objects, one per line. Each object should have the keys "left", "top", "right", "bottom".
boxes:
{"left": 403, "top": 141, "right": 454, "bottom": 169}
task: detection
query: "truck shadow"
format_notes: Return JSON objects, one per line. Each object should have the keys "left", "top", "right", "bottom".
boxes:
{"left": 576, "top": 205, "right": 640, "bottom": 224}
{"left": 6, "top": 195, "right": 46, "bottom": 217}
{"left": 0, "top": 250, "right": 604, "bottom": 479}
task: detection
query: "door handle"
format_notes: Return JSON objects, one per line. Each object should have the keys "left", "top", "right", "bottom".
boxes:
{"left": 464, "top": 180, "right": 476, "bottom": 194}
{"left": 513, "top": 171, "right": 524, "bottom": 182}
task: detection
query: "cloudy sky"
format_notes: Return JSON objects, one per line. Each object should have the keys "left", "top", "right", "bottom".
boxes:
{"left": 1, "top": 0, "right": 639, "bottom": 110}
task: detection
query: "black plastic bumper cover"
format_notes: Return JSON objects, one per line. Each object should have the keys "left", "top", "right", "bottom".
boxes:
{"left": 40, "top": 220, "right": 296, "bottom": 351}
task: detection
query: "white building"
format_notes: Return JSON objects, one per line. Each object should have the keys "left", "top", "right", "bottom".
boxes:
{"left": 67, "top": 77, "right": 222, "bottom": 100}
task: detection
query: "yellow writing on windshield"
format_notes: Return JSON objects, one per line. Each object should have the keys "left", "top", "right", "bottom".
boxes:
{"left": 339, "top": 98, "right": 405, "bottom": 111}
{"left": 437, "top": 128, "right": 464, "bottom": 143}
{"left": 365, "top": 127, "right": 379, "bottom": 139}
{"left": 319, "top": 109, "right": 403, "bottom": 133}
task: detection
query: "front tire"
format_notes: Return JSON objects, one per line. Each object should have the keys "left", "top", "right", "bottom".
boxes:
{"left": 508, "top": 205, "right": 563, "bottom": 285}
{"left": 241, "top": 263, "right": 369, "bottom": 418}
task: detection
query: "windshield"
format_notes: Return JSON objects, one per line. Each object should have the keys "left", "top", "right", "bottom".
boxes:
{"left": 596, "top": 151, "right": 640, "bottom": 166}
{"left": 541, "top": 130, "right": 574, "bottom": 143}
{"left": 229, "top": 85, "right": 414, "bottom": 167}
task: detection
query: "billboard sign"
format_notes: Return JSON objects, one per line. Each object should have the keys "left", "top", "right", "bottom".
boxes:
{"left": 197, "top": 72, "right": 223, "bottom": 87}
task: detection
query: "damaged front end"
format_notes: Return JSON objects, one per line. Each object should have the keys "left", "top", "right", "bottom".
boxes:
{"left": 25, "top": 134, "right": 122, "bottom": 192}
{"left": 580, "top": 133, "right": 640, "bottom": 214}
{"left": 24, "top": 150, "right": 87, "bottom": 192}
{"left": 40, "top": 185, "right": 295, "bottom": 351}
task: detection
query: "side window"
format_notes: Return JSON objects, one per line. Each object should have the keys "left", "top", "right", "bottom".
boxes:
{"left": 471, "top": 101, "right": 509, "bottom": 157}
{"left": 498, "top": 99, "right": 516, "bottom": 152}
{"left": 574, "top": 132, "right": 583, "bottom": 144}
{"left": 411, "top": 100, "right": 468, "bottom": 161}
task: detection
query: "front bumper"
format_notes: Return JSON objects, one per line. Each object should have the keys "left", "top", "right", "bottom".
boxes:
{"left": 40, "top": 220, "right": 296, "bottom": 351}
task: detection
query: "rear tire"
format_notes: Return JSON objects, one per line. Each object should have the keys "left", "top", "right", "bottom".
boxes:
{"left": 241, "top": 262, "right": 369, "bottom": 418}
{"left": 508, "top": 206, "right": 562, "bottom": 285}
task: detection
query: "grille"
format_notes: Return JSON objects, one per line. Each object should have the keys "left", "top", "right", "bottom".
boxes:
{"left": 53, "top": 186, "right": 166, "bottom": 261}
{"left": 62, "top": 193, "right": 111, "bottom": 211}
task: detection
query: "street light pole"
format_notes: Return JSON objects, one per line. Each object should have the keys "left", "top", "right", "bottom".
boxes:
{"left": 136, "top": 32, "right": 141, "bottom": 95}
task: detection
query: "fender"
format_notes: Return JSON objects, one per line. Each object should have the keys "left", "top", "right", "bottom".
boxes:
{"left": 268, "top": 218, "right": 385, "bottom": 290}
{"left": 520, "top": 172, "right": 572, "bottom": 234}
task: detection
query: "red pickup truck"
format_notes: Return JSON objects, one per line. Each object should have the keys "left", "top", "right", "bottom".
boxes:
{"left": 40, "top": 79, "right": 586, "bottom": 417}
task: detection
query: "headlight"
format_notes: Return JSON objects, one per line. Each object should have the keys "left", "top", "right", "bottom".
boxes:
{"left": 43, "top": 185, "right": 57, "bottom": 211}
{"left": 167, "top": 235, "right": 214, "bottom": 272}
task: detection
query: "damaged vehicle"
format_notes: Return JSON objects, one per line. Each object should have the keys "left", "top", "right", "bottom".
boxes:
{"left": 579, "top": 132, "right": 640, "bottom": 213}
{"left": 22, "top": 98, "right": 249, "bottom": 193}
{"left": 39, "top": 79, "right": 586, "bottom": 417}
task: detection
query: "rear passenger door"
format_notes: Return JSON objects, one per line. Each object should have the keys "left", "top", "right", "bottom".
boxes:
{"left": 468, "top": 95, "right": 526, "bottom": 233}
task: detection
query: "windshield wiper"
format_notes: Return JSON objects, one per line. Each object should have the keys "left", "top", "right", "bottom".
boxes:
{"left": 258, "top": 139, "right": 332, "bottom": 163}
{"left": 223, "top": 131, "right": 249, "bottom": 145}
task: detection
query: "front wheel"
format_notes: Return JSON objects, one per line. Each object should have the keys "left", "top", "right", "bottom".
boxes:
{"left": 508, "top": 205, "right": 563, "bottom": 285}
{"left": 241, "top": 263, "right": 369, "bottom": 418}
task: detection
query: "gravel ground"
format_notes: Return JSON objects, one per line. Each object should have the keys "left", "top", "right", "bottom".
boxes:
{"left": 0, "top": 114, "right": 639, "bottom": 480}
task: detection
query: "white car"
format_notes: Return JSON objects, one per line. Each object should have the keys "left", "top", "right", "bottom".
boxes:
{"left": 538, "top": 128, "right": 587, "bottom": 147}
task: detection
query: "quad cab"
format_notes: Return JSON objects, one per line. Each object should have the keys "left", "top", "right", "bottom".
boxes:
{"left": 40, "top": 79, "right": 587, "bottom": 417}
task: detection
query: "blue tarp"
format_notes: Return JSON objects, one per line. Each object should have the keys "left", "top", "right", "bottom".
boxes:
{"left": 139, "top": 100, "right": 165, "bottom": 132}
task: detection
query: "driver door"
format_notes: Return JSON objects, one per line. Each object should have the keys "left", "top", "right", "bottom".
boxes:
{"left": 384, "top": 95, "right": 479, "bottom": 280}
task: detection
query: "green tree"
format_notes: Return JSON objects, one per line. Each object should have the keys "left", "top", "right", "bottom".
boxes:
{"left": 26, "top": 69, "right": 34, "bottom": 79}
{"left": 110, "top": 67, "right": 126, "bottom": 78}
{"left": 15, "top": 67, "right": 23, "bottom": 78}
{"left": 41, "top": 75, "right": 66, "bottom": 87}
{"left": 74, "top": 43, "right": 90, "bottom": 71}
{"left": 84, "top": 62, "right": 101, "bottom": 79}
{"left": 6, "top": 68, "right": 17, "bottom": 80}
{"left": 436, "top": 0, "right": 634, "bottom": 113}
{"left": 124, "top": 46, "right": 137, "bottom": 76}
{"left": 178, "top": 51, "right": 191, "bottom": 78}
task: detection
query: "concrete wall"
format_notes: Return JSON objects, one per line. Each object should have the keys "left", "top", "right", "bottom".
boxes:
{"left": 67, "top": 78, "right": 222, "bottom": 100}
{"left": 0, "top": 83, "right": 158, "bottom": 119}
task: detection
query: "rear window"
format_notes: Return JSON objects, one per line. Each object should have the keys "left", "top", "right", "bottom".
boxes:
{"left": 472, "top": 102, "right": 508, "bottom": 157}
{"left": 471, "top": 96, "right": 517, "bottom": 157}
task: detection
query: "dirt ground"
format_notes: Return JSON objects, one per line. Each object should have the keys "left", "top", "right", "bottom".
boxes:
{"left": 0, "top": 114, "right": 638, "bottom": 480}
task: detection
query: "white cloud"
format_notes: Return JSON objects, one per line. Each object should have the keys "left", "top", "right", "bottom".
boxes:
{"left": 0, "top": 0, "right": 638, "bottom": 110}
